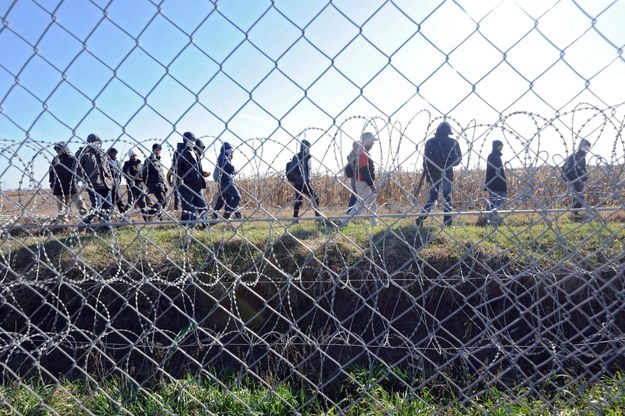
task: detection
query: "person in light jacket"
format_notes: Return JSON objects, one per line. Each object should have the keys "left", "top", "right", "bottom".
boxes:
{"left": 340, "top": 132, "right": 378, "bottom": 227}
{"left": 107, "top": 147, "right": 129, "bottom": 216}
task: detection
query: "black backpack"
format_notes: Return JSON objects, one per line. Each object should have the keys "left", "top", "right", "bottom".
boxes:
{"left": 424, "top": 139, "right": 445, "bottom": 175}
{"left": 561, "top": 154, "right": 576, "bottom": 181}
{"left": 344, "top": 162, "right": 354, "bottom": 178}
{"left": 343, "top": 153, "right": 358, "bottom": 179}
{"left": 286, "top": 155, "right": 300, "bottom": 182}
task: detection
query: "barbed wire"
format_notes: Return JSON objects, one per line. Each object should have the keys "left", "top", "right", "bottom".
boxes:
{"left": 2, "top": 0, "right": 625, "bottom": 414}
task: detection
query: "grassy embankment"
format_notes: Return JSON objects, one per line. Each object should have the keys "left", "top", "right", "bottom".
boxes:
{"left": 2, "top": 216, "right": 625, "bottom": 414}
{"left": 5, "top": 212, "right": 624, "bottom": 278}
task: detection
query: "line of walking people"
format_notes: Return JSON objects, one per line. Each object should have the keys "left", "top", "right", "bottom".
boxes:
{"left": 336, "top": 121, "right": 591, "bottom": 227}
{"left": 49, "top": 131, "right": 244, "bottom": 230}
{"left": 49, "top": 122, "right": 593, "bottom": 230}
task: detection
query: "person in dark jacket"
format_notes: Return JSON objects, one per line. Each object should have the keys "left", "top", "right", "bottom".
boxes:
{"left": 106, "top": 147, "right": 129, "bottom": 216}
{"left": 484, "top": 140, "right": 507, "bottom": 220}
{"left": 288, "top": 140, "right": 321, "bottom": 223}
{"left": 79, "top": 133, "right": 114, "bottom": 225}
{"left": 75, "top": 145, "right": 96, "bottom": 208}
{"left": 176, "top": 132, "right": 210, "bottom": 227}
{"left": 49, "top": 142, "right": 88, "bottom": 221}
{"left": 563, "top": 139, "right": 591, "bottom": 219}
{"left": 211, "top": 142, "right": 241, "bottom": 221}
{"left": 416, "top": 121, "right": 462, "bottom": 227}
{"left": 484, "top": 140, "right": 507, "bottom": 225}
{"left": 143, "top": 143, "right": 169, "bottom": 220}
{"left": 122, "top": 149, "right": 149, "bottom": 220}
{"left": 340, "top": 132, "right": 378, "bottom": 227}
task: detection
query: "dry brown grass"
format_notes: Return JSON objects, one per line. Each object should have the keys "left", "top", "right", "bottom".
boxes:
{"left": 2, "top": 166, "right": 623, "bottom": 224}
{"left": 237, "top": 165, "right": 625, "bottom": 213}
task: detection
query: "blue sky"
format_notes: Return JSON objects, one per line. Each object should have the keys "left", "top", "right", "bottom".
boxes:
{"left": 1, "top": 0, "right": 624, "bottom": 189}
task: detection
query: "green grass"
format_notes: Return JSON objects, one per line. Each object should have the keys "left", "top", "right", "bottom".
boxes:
{"left": 3, "top": 215, "right": 625, "bottom": 281}
{"left": 3, "top": 371, "right": 625, "bottom": 415}
{"left": 3, "top": 217, "right": 625, "bottom": 414}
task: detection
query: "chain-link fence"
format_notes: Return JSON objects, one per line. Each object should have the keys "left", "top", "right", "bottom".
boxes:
{"left": 2, "top": 0, "right": 625, "bottom": 414}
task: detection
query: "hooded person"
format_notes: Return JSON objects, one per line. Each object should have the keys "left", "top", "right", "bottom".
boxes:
{"left": 211, "top": 142, "right": 242, "bottom": 221}
{"left": 176, "top": 131, "right": 209, "bottom": 227}
{"left": 143, "top": 142, "right": 169, "bottom": 220}
{"left": 484, "top": 140, "right": 507, "bottom": 225}
{"left": 288, "top": 140, "right": 322, "bottom": 223}
{"left": 340, "top": 131, "right": 379, "bottom": 227}
{"left": 562, "top": 138, "right": 591, "bottom": 219}
{"left": 122, "top": 149, "right": 148, "bottom": 219}
{"left": 79, "top": 133, "right": 114, "bottom": 226}
{"left": 49, "top": 142, "right": 88, "bottom": 221}
{"left": 416, "top": 121, "right": 462, "bottom": 227}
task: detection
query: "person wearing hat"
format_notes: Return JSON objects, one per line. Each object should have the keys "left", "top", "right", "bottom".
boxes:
{"left": 49, "top": 142, "right": 88, "bottom": 221}
{"left": 106, "top": 147, "right": 130, "bottom": 217}
{"left": 122, "top": 149, "right": 149, "bottom": 219}
{"left": 562, "top": 139, "right": 591, "bottom": 219}
{"left": 484, "top": 140, "right": 507, "bottom": 225}
{"left": 79, "top": 133, "right": 114, "bottom": 226}
{"left": 416, "top": 121, "right": 462, "bottom": 227}
{"left": 288, "top": 139, "right": 322, "bottom": 223}
{"left": 340, "top": 131, "right": 379, "bottom": 227}
{"left": 143, "top": 142, "right": 169, "bottom": 220}
{"left": 211, "top": 142, "right": 242, "bottom": 221}
{"left": 175, "top": 132, "right": 210, "bottom": 227}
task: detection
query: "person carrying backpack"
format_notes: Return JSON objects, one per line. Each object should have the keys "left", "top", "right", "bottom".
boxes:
{"left": 339, "top": 132, "right": 379, "bottom": 227}
{"left": 416, "top": 121, "right": 462, "bottom": 227}
{"left": 287, "top": 140, "right": 321, "bottom": 223}
{"left": 562, "top": 139, "right": 591, "bottom": 220}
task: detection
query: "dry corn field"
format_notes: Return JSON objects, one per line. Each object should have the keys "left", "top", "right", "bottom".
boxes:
{"left": 239, "top": 165, "right": 625, "bottom": 212}
{"left": 2, "top": 165, "right": 624, "bottom": 225}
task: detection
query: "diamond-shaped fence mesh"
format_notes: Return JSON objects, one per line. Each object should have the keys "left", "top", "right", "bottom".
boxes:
{"left": 1, "top": 0, "right": 625, "bottom": 414}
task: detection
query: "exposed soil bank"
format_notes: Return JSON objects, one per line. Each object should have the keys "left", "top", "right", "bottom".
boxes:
{"left": 2, "top": 255, "right": 624, "bottom": 387}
